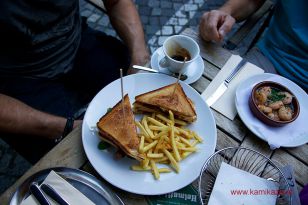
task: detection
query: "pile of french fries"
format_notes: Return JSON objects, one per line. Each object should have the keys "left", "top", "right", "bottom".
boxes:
{"left": 131, "top": 110, "right": 203, "bottom": 180}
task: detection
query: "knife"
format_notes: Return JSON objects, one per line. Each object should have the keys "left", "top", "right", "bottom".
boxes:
{"left": 41, "top": 184, "right": 70, "bottom": 205}
{"left": 206, "top": 59, "right": 247, "bottom": 107}
{"left": 29, "top": 182, "right": 51, "bottom": 205}
{"left": 132, "top": 65, "right": 188, "bottom": 81}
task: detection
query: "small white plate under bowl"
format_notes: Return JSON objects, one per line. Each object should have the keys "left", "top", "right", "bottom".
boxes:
{"left": 82, "top": 73, "right": 216, "bottom": 195}
{"left": 151, "top": 47, "right": 204, "bottom": 84}
{"left": 235, "top": 73, "right": 308, "bottom": 148}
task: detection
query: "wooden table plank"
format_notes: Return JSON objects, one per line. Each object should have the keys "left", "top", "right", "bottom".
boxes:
{"left": 284, "top": 144, "right": 308, "bottom": 165}
{"left": 203, "top": 61, "right": 221, "bottom": 81}
{"left": 216, "top": 129, "right": 240, "bottom": 151}
{"left": 191, "top": 75, "right": 210, "bottom": 93}
{"left": 0, "top": 126, "right": 86, "bottom": 204}
{"left": 271, "top": 149, "right": 308, "bottom": 186}
{"left": 240, "top": 132, "right": 273, "bottom": 157}
{"left": 212, "top": 110, "right": 247, "bottom": 141}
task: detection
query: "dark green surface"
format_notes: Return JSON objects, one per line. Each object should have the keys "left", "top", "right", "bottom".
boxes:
{"left": 146, "top": 185, "right": 200, "bottom": 205}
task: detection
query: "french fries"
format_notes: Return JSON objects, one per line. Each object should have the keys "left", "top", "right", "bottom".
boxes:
{"left": 131, "top": 110, "right": 203, "bottom": 180}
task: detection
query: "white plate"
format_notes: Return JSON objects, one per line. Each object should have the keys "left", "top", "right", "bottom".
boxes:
{"left": 235, "top": 73, "right": 308, "bottom": 148}
{"left": 151, "top": 47, "right": 204, "bottom": 84}
{"left": 82, "top": 73, "right": 217, "bottom": 195}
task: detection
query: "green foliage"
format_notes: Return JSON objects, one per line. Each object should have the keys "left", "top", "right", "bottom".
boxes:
{"left": 268, "top": 89, "right": 285, "bottom": 102}
{"left": 98, "top": 141, "right": 111, "bottom": 150}
{"left": 106, "top": 107, "right": 112, "bottom": 113}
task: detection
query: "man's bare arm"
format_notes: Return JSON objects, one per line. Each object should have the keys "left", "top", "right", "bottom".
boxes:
{"left": 104, "top": 0, "right": 150, "bottom": 73}
{"left": 0, "top": 94, "right": 80, "bottom": 139}
{"left": 220, "top": 0, "right": 265, "bottom": 21}
{"left": 199, "top": 0, "right": 265, "bottom": 42}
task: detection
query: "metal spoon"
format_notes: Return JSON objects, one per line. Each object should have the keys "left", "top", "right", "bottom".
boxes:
{"left": 132, "top": 65, "right": 188, "bottom": 81}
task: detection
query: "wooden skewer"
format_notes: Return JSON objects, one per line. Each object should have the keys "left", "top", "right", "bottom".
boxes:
{"left": 120, "top": 69, "right": 126, "bottom": 120}
{"left": 172, "top": 57, "right": 187, "bottom": 96}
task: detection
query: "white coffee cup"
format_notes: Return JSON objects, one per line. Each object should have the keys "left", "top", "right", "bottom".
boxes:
{"left": 159, "top": 35, "right": 200, "bottom": 73}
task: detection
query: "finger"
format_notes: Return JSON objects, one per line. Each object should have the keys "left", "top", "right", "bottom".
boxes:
{"left": 218, "top": 15, "right": 235, "bottom": 39}
{"left": 199, "top": 12, "right": 211, "bottom": 41}
{"left": 205, "top": 10, "right": 222, "bottom": 42}
{"left": 199, "top": 11, "right": 220, "bottom": 42}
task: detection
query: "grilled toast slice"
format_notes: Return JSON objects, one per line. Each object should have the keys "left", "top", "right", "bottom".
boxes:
{"left": 133, "top": 83, "right": 197, "bottom": 122}
{"left": 97, "top": 94, "right": 144, "bottom": 161}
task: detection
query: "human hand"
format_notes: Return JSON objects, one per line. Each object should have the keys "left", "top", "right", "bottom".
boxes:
{"left": 127, "top": 48, "right": 150, "bottom": 75}
{"left": 199, "top": 10, "right": 235, "bottom": 42}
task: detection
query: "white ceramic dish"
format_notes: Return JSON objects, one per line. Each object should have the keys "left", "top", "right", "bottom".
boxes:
{"left": 151, "top": 47, "right": 204, "bottom": 84}
{"left": 82, "top": 73, "right": 216, "bottom": 195}
{"left": 235, "top": 73, "right": 308, "bottom": 148}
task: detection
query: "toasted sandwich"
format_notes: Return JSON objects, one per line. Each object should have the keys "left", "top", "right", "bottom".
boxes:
{"left": 133, "top": 83, "right": 197, "bottom": 123}
{"left": 97, "top": 94, "right": 144, "bottom": 161}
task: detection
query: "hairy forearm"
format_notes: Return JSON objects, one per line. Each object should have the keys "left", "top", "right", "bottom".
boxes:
{"left": 0, "top": 94, "right": 66, "bottom": 139}
{"left": 105, "top": 0, "right": 148, "bottom": 60}
{"left": 220, "top": 0, "right": 265, "bottom": 21}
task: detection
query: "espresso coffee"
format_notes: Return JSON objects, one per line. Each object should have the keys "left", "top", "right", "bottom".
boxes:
{"left": 171, "top": 55, "right": 186, "bottom": 61}
{"left": 171, "top": 47, "right": 191, "bottom": 62}
{"left": 161, "top": 35, "right": 200, "bottom": 73}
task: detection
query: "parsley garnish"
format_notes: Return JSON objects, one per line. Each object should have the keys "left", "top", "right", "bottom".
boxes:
{"left": 268, "top": 89, "right": 285, "bottom": 102}
{"left": 98, "top": 141, "right": 111, "bottom": 150}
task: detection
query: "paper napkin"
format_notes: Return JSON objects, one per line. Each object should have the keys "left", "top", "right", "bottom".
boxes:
{"left": 208, "top": 162, "right": 278, "bottom": 205}
{"left": 202, "top": 55, "right": 264, "bottom": 120}
{"left": 21, "top": 170, "right": 95, "bottom": 205}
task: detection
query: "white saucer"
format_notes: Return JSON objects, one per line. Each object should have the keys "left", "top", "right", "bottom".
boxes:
{"left": 235, "top": 73, "right": 308, "bottom": 148}
{"left": 151, "top": 47, "right": 204, "bottom": 84}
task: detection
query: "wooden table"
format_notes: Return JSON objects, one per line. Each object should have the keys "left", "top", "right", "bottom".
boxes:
{"left": 1, "top": 28, "right": 307, "bottom": 204}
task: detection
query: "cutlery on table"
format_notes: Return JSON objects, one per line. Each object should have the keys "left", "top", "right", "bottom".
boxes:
{"left": 206, "top": 59, "right": 247, "bottom": 107}
{"left": 41, "top": 184, "right": 70, "bottom": 205}
{"left": 132, "top": 65, "right": 188, "bottom": 81}
{"left": 29, "top": 182, "right": 51, "bottom": 205}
